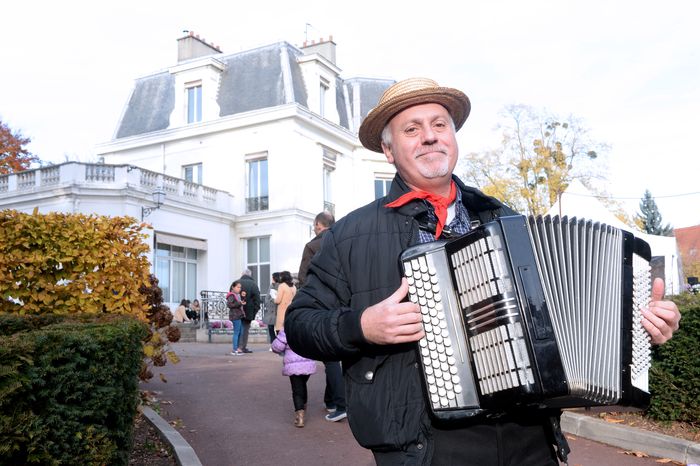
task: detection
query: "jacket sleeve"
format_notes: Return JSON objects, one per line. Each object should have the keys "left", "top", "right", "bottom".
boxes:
{"left": 297, "top": 242, "right": 315, "bottom": 285}
{"left": 284, "top": 229, "right": 367, "bottom": 361}
{"left": 251, "top": 285, "right": 261, "bottom": 312}
{"left": 271, "top": 331, "right": 287, "bottom": 354}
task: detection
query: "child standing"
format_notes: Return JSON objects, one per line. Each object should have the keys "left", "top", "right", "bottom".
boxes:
{"left": 271, "top": 329, "right": 317, "bottom": 427}
{"left": 226, "top": 281, "right": 246, "bottom": 355}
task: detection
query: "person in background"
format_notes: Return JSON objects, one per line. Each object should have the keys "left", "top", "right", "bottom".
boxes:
{"left": 187, "top": 298, "right": 201, "bottom": 323}
{"left": 274, "top": 271, "right": 296, "bottom": 333}
{"left": 238, "top": 269, "right": 261, "bottom": 354}
{"left": 173, "top": 299, "right": 191, "bottom": 323}
{"left": 264, "top": 272, "right": 281, "bottom": 349}
{"left": 297, "top": 211, "right": 347, "bottom": 422}
{"left": 271, "top": 328, "right": 317, "bottom": 428}
{"left": 298, "top": 211, "right": 335, "bottom": 285}
{"left": 284, "top": 77, "right": 681, "bottom": 465}
{"left": 226, "top": 281, "right": 246, "bottom": 355}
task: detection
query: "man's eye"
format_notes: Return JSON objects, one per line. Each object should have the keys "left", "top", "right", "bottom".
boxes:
{"left": 435, "top": 122, "right": 446, "bottom": 128}
{"left": 405, "top": 127, "right": 417, "bottom": 134}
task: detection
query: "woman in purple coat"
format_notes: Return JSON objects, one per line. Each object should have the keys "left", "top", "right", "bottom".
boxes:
{"left": 271, "top": 329, "right": 317, "bottom": 427}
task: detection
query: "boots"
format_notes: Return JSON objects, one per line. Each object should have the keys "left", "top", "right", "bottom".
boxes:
{"left": 294, "top": 409, "right": 305, "bottom": 428}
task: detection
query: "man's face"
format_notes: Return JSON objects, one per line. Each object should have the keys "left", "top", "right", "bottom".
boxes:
{"left": 381, "top": 103, "right": 458, "bottom": 193}
{"left": 313, "top": 222, "right": 324, "bottom": 236}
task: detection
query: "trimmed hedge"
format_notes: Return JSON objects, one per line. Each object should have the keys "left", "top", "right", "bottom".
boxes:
{"left": 647, "top": 293, "right": 700, "bottom": 424}
{"left": 0, "top": 315, "right": 148, "bottom": 465}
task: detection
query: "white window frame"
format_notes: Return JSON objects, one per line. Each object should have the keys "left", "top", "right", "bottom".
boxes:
{"left": 319, "top": 76, "right": 330, "bottom": 117}
{"left": 155, "top": 243, "right": 198, "bottom": 308}
{"left": 246, "top": 236, "right": 271, "bottom": 309}
{"left": 183, "top": 163, "right": 203, "bottom": 184}
{"left": 245, "top": 153, "right": 269, "bottom": 212}
{"left": 186, "top": 82, "right": 202, "bottom": 124}
{"left": 374, "top": 175, "right": 393, "bottom": 199}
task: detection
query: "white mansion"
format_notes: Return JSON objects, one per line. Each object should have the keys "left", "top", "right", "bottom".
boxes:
{"left": 0, "top": 33, "right": 397, "bottom": 310}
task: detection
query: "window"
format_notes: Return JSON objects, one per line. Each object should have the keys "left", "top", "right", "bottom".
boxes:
{"left": 187, "top": 84, "right": 202, "bottom": 123}
{"left": 374, "top": 177, "right": 393, "bottom": 199}
{"left": 246, "top": 155, "right": 268, "bottom": 212}
{"left": 246, "top": 236, "right": 271, "bottom": 311}
{"left": 183, "top": 163, "right": 203, "bottom": 184}
{"left": 322, "top": 147, "right": 336, "bottom": 215}
{"left": 319, "top": 77, "right": 329, "bottom": 117}
{"left": 155, "top": 243, "right": 198, "bottom": 306}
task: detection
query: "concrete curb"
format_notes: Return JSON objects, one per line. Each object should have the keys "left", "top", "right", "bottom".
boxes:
{"left": 139, "top": 405, "right": 203, "bottom": 466}
{"left": 562, "top": 411, "right": 700, "bottom": 464}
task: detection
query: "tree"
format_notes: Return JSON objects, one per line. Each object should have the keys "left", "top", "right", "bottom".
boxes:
{"left": 0, "top": 119, "right": 39, "bottom": 174}
{"left": 636, "top": 190, "right": 673, "bottom": 236}
{"left": 457, "top": 105, "right": 607, "bottom": 215}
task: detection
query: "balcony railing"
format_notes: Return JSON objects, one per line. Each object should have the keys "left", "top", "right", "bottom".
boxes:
{"left": 0, "top": 162, "right": 232, "bottom": 211}
{"left": 245, "top": 196, "right": 269, "bottom": 213}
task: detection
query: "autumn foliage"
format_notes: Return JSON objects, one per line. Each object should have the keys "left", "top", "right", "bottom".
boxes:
{"left": 0, "top": 209, "right": 151, "bottom": 317}
{"left": 0, "top": 119, "right": 39, "bottom": 174}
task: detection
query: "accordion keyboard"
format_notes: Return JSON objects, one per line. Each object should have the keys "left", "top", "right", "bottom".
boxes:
{"left": 404, "top": 253, "right": 479, "bottom": 412}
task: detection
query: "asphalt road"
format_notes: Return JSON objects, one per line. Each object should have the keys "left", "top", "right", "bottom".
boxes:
{"left": 149, "top": 342, "right": 674, "bottom": 466}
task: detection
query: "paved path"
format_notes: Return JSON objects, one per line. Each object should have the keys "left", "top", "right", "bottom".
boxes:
{"left": 149, "top": 342, "right": 677, "bottom": 466}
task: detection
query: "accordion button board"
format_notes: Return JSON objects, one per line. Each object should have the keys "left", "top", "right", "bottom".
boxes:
{"left": 400, "top": 214, "right": 653, "bottom": 421}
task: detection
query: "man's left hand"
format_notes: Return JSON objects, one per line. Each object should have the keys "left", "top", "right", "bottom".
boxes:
{"left": 641, "top": 278, "right": 681, "bottom": 345}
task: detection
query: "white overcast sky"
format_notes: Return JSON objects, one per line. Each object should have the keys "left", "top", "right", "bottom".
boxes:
{"left": 2, "top": 0, "right": 699, "bottom": 227}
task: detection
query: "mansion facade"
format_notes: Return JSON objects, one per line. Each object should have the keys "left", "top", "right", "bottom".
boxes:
{"left": 0, "top": 33, "right": 397, "bottom": 310}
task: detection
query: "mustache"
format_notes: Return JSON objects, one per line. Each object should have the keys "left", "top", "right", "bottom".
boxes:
{"left": 415, "top": 144, "right": 448, "bottom": 157}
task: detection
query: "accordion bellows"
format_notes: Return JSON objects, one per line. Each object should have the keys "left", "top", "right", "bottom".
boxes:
{"left": 401, "top": 215, "right": 652, "bottom": 421}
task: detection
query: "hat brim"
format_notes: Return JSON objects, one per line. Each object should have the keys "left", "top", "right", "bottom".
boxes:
{"left": 359, "top": 87, "right": 471, "bottom": 153}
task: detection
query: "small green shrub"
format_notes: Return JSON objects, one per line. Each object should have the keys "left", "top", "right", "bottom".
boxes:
{"left": 647, "top": 292, "right": 700, "bottom": 424}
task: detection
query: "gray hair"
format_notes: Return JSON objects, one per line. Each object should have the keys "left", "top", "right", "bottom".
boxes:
{"left": 242, "top": 268, "right": 252, "bottom": 277}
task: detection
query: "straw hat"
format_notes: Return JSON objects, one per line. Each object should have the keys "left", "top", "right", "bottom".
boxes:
{"left": 358, "top": 77, "right": 471, "bottom": 153}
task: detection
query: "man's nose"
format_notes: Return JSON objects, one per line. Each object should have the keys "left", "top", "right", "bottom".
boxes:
{"left": 421, "top": 125, "right": 437, "bottom": 144}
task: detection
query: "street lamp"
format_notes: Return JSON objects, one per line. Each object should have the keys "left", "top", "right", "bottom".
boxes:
{"left": 142, "top": 188, "right": 166, "bottom": 220}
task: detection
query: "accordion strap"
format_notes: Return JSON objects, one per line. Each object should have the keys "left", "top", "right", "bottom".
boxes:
{"left": 548, "top": 414, "right": 571, "bottom": 464}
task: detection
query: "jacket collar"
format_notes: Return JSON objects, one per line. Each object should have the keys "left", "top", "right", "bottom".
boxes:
{"left": 385, "top": 173, "right": 507, "bottom": 217}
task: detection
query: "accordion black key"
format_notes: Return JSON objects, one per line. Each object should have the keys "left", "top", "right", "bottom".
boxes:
{"left": 400, "top": 214, "right": 652, "bottom": 421}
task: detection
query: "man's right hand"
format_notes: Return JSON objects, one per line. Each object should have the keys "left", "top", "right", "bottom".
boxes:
{"left": 360, "top": 278, "right": 424, "bottom": 345}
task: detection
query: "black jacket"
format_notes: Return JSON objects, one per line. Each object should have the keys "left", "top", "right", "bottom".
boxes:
{"left": 285, "top": 174, "right": 516, "bottom": 452}
{"left": 238, "top": 274, "right": 261, "bottom": 321}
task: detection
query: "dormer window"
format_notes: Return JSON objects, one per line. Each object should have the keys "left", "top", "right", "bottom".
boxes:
{"left": 187, "top": 82, "right": 203, "bottom": 123}
{"left": 319, "top": 77, "right": 330, "bottom": 118}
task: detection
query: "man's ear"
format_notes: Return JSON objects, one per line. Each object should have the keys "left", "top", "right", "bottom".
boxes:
{"left": 381, "top": 142, "right": 395, "bottom": 164}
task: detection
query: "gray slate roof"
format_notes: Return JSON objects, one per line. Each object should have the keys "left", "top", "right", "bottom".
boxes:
{"left": 115, "top": 42, "right": 394, "bottom": 140}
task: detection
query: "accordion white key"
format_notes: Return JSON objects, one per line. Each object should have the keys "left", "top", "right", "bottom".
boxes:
{"left": 400, "top": 215, "right": 652, "bottom": 421}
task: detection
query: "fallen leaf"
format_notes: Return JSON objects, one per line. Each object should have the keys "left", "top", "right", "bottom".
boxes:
{"left": 159, "top": 373, "right": 168, "bottom": 383}
{"left": 605, "top": 418, "right": 625, "bottom": 424}
{"left": 622, "top": 450, "right": 649, "bottom": 458}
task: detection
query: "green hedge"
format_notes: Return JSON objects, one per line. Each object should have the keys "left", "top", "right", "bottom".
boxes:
{"left": 647, "top": 293, "right": 700, "bottom": 424}
{"left": 0, "top": 314, "right": 148, "bottom": 465}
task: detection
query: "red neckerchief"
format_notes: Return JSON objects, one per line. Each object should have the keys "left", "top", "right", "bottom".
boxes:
{"left": 385, "top": 181, "right": 457, "bottom": 239}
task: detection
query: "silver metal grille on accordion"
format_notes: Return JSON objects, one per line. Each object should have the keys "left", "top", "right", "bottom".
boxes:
{"left": 400, "top": 214, "right": 652, "bottom": 421}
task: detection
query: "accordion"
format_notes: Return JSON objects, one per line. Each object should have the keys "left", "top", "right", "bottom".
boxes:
{"left": 400, "top": 215, "right": 652, "bottom": 421}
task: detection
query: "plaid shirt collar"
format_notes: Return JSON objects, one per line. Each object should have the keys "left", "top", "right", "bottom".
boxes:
{"left": 417, "top": 187, "right": 471, "bottom": 244}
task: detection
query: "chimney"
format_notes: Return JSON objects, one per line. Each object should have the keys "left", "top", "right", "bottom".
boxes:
{"left": 177, "top": 31, "right": 222, "bottom": 62}
{"left": 300, "top": 35, "right": 336, "bottom": 65}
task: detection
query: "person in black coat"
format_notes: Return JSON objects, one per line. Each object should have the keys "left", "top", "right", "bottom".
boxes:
{"left": 284, "top": 77, "right": 681, "bottom": 465}
{"left": 237, "top": 268, "right": 261, "bottom": 353}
